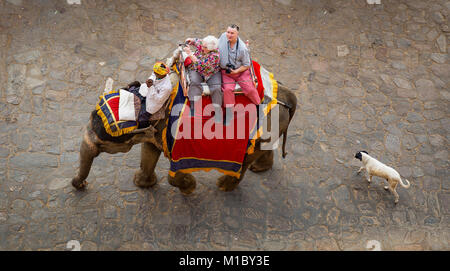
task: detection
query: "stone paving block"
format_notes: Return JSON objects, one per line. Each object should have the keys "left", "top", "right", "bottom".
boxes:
{"left": 393, "top": 77, "right": 413, "bottom": 89}
{"left": 436, "top": 35, "right": 447, "bottom": 53}
{"left": 10, "top": 153, "right": 58, "bottom": 169}
{"left": 438, "top": 193, "right": 450, "bottom": 215}
{"left": 13, "top": 50, "right": 40, "bottom": 64}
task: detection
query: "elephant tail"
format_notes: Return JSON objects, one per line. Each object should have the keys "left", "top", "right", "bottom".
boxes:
{"left": 280, "top": 87, "right": 297, "bottom": 158}
{"left": 282, "top": 128, "right": 288, "bottom": 158}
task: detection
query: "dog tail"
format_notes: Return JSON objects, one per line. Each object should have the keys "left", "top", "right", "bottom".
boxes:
{"left": 399, "top": 178, "right": 410, "bottom": 189}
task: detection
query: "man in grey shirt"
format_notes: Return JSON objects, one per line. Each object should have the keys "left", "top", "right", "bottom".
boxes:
{"left": 218, "top": 24, "right": 261, "bottom": 125}
{"left": 218, "top": 29, "right": 250, "bottom": 69}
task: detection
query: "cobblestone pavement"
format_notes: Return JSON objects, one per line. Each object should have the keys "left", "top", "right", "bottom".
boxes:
{"left": 0, "top": 0, "right": 449, "bottom": 251}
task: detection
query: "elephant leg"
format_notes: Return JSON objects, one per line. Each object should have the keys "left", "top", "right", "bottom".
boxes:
{"left": 217, "top": 151, "right": 265, "bottom": 191}
{"left": 216, "top": 175, "right": 240, "bottom": 192}
{"left": 168, "top": 172, "right": 197, "bottom": 195}
{"left": 72, "top": 136, "right": 100, "bottom": 190}
{"left": 249, "top": 150, "right": 273, "bottom": 173}
{"left": 134, "top": 142, "right": 161, "bottom": 188}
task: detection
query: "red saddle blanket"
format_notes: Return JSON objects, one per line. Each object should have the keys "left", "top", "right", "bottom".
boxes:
{"left": 163, "top": 61, "right": 274, "bottom": 178}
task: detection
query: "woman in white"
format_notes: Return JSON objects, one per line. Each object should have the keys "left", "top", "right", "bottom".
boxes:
{"left": 138, "top": 61, "right": 173, "bottom": 125}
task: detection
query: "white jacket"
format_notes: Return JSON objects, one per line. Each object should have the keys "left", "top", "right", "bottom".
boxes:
{"left": 139, "top": 73, "right": 173, "bottom": 114}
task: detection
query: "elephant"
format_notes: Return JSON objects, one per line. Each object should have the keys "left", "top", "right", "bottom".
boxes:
{"left": 71, "top": 53, "right": 297, "bottom": 194}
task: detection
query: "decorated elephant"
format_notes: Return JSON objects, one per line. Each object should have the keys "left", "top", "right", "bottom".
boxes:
{"left": 71, "top": 52, "right": 297, "bottom": 194}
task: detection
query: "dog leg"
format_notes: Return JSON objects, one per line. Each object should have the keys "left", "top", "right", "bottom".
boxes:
{"left": 357, "top": 166, "right": 365, "bottom": 174}
{"left": 393, "top": 182, "right": 399, "bottom": 204}
{"left": 388, "top": 180, "right": 399, "bottom": 204}
{"left": 367, "top": 175, "right": 372, "bottom": 187}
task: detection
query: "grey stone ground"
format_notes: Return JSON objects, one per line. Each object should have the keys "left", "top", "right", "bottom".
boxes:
{"left": 0, "top": 0, "right": 449, "bottom": 250}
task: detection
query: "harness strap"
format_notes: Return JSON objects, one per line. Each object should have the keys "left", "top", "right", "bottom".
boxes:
{"left": 277, "top": 100, "right": 292, "bottom": 109}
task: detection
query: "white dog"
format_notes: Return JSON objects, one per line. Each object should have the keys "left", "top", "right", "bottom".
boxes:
{"left": 355, "top": 151, "right": 410, "bottom": 204}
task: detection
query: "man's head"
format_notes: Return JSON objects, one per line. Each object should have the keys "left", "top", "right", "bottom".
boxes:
{"left": 226, "top": 24, "right": 239, "bottom": 44}
{"left": 153, "top": 61, "right": 169, "bottom": 79}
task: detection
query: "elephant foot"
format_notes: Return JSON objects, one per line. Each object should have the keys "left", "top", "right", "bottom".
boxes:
{"left": 72, "top": 177, "right": 88, "bottom": 190}
{"left": 179, "top": 174, "right": 196, "bottom": 195}
{"left": 249, "top": 163, "right": 272, "bottom": 173}
{"left": 249, "top": 150, "right": 273, "bottom": 173}
{"left": 216, "top": 175, "right": 240, "bottom": 192}
{"left": 134, "top": 170, "right": 158, "bottom": 188}
{"left": 168, "top": 172, "right": 197, "bottom": 195}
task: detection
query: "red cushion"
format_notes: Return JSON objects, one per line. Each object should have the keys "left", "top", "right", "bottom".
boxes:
{"left": 184, "top": 57, "right": 192, "bottom": 67}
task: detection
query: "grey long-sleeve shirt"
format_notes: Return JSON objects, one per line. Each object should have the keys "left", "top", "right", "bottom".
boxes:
{"left": 218, "top": 32, "right": 250, "bottom": 70}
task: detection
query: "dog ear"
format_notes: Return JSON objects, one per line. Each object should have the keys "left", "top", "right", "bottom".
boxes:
{"left": 361, "top": 151, "right": 368, "bottom": 154}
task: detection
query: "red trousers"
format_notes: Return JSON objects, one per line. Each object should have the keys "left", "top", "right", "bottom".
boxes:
{"left": 221, "top": 69, "right": 261, "bottom": 107}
